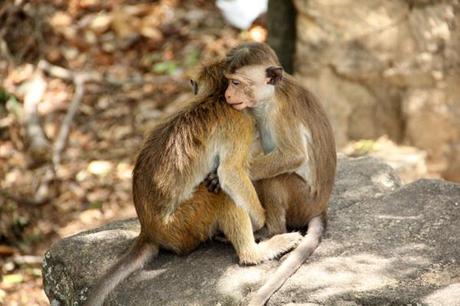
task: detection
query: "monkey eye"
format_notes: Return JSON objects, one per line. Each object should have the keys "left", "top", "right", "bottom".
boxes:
{"left": 231, "top": 79, "right": 241, "bottom": 86}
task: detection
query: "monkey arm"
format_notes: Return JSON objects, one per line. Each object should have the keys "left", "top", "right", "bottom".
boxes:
{"left": 249, "top": 149, "right": 304, "bottom": 181}
{"left": 216, "top": 121, "right": 266, "bottom": 230}
{"left": 218, "top": 165, "right": 266, "bottom": 230}
{"left": 248, "top": 117, "right": 308, "bottom": 181}
{"left": 205, "top": 148, "right": 307, "bottom": 193}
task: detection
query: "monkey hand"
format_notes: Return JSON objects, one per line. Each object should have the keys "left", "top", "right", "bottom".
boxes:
{"left": 204, "top": 170, "right": 221, "bottom": 193}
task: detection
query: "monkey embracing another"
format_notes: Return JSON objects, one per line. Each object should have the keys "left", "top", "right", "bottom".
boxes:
{"left": 83, "top": 52, "right": 303, "bottom": 306}
{"left": 203, "top": 43, "right": 337, "bottom": 306}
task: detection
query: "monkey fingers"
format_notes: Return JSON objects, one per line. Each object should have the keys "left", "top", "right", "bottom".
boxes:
{"left": 208, "top": 177, "right": 221, "bottom": 193}
{"left": 204, "top": 170, "right": 221, "bottom": 193}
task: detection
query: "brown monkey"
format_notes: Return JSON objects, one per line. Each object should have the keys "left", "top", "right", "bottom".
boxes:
{"left": 203, "top": 43, "right": 336, "bottom": 306}
{"left": 84, "top": 59, "right": 302, "bottom": 306}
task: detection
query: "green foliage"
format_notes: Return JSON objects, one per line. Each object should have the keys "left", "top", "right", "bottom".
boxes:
{"left": 5, "top": 95, "right": 21, "bottom": 118}
{"left": 2, "top": 274, "right": 24, "bottom": 285}
{"left": 351, "top": 139, "right": 377, "bottom": 155}
{"left": 152, "top": 48, "right": 201, "bottom": 75}
{"left": 153, "top": 60, "right": 179, "bottom": 75}
{"left": 0, "top": 87, "right": 9, "bottom": 104}
{"left": 89, "top": 201, "right": 103, "bottom": 209}
{"left": 31, "top": 268, "right": 42, "bottom": 277}
{"left": 0, "top": 289, "right": 5, "bottom": 303}
{"left": 184, "top": 48, "right": 201, "bottom": 68}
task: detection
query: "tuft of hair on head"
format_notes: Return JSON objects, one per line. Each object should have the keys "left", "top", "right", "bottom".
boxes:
{"left": 195, "top": 59, "right": 228, "bottom": 97}
{"left": 225, "top": 43, "right": 281, "bottom": 73}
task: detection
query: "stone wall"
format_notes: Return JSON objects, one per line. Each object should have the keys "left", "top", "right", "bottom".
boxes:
{"left": 292, "top": 0, "right": 460, "bottom": 181}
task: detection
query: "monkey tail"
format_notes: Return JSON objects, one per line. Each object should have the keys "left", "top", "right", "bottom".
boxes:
{"left": 84, "top": 235, "right": 159, "bottom": 306}
{"left": 248, "top": 215, "right": 325, "bottom": 306}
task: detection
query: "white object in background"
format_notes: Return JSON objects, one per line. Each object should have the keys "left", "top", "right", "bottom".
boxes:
{"left": 216, "top": 0, "right": 268, "bottom": 30}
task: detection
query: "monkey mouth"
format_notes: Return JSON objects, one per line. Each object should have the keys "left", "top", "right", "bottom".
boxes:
{"left": 228, "top": 102, "right": 243, "bottom": 106}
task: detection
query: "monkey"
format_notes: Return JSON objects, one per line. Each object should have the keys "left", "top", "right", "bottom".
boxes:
{"left": 190, "top": 79, "right": 199, "bottom": 95}
{"left": 83, "top": 57, "right": 303, "bottom": 306}
{"left": 200, "top": 42, "right": 336, "bottom": 306}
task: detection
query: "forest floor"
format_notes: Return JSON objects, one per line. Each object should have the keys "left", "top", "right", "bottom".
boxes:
{"left": 0, "top": 1, "right": 247, "bottom": 304}
{"left": 0, "top": 1, "right": 439, "bottom": 305}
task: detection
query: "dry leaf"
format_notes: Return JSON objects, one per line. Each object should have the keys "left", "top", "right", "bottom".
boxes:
{"left": 90, "top": 13, "right": 112, "bottom": 34}
{"left": 0, "top": 245, "right": 17, "bottom": 256}
{"left": 87, "top": 160, "right": 113, "bottom": 176}
{"left": 49, "top": 12, "right": 72, "bottom": 28}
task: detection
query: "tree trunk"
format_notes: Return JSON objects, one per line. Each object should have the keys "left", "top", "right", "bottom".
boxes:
{"left": 267, "top": 0, "right": 296, "bottom": 73}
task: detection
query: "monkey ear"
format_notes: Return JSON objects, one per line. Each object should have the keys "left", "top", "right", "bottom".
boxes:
{"left": 190, "top": 79, "right": 198, "bottom": 95}
{"left": 265, "top": 66, "right": 283, "bottom": 85}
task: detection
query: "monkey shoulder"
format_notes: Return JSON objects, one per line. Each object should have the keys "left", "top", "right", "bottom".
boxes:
{"left": 205, "top": 98, "right": 254, "bottom": 129}
{"left": 163, "top": 97, "right": 252, "bottom": 140}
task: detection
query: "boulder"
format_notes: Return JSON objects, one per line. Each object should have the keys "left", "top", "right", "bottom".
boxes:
{"left": 42, "top": 157, "right": 460, "bottom": 305}
{"left": 268, "top": 178, "right": 460, "bottom": 306}
{"left": 292, "top": 0, "right": 460, "bottom": 182}
{"left": 342, "top": 137, "right": 429, "bottom": 183}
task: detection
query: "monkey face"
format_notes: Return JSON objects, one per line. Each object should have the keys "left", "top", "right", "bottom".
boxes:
{"left": 224, "top": 65, "right": 282, "bottom": 110}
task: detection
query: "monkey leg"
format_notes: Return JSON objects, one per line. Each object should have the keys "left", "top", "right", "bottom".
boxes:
{"left": 254, "top": 177, "right": 290, "bottom": 237}
{"left": 149, "top": 186, "right": 223, "bottom": 255}
{"left": 257, "top": 173, "right": 325, "bottom": 233}
{"left": 283, "top": 174, "right": 326, "bottom": 229}
{"left": 217, "top": 196, "right": 302, "bottom": 265}
{"left": 265, "top": 204, "right": 287, "bottom": 236}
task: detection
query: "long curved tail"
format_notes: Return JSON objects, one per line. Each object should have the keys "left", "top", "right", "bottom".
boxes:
{"left": 248, "top": 215, "right": 325, "bottom": 306}
{"left": 84, "top": 236, "right": 159, "bottom": 306}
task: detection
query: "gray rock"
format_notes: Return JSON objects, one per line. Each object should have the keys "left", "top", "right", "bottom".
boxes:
{"left": 268, "top": 178, "right": 460, "bottom": 306}
{"left": 330, "top": 155, "right": 401, "bottom": 211}
{"left": 43, "top": 157, "right": 460, "bottom": 306}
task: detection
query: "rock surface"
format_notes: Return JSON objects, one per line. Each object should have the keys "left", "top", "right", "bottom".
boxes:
{"left": 292, "top": 0, "right": 460, "bottom": 181}
{"left": 42, "top": 157, "right": 460, "bottom": 306}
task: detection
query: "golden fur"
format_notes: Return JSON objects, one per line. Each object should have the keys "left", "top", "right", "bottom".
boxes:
{"left": 84, "top": 55, "right": 303, "bottom": 306}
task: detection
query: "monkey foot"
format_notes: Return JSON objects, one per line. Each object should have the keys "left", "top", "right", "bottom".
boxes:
{"left": 239, "top": 232, "right": 303, "bottom": 265}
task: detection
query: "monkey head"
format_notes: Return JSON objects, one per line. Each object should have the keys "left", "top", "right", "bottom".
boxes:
{"left": 193, "top": 60, "right": 228, "bottom": 97}
{"left": 224, "top": 65, "right": 283, "bottom": 110}
{"left": 222, "top": 43, "right": 283, "bottom": 110}
{"left": 192, "top": 43, "right": 284, "bottom": 110}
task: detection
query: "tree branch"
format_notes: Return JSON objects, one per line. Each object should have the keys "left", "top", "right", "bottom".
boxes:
{"left": 23, "top": 71, "right": 50, "bottom": 164}
{"left": 52, "top": 73, "right": 86, "bottom": 169}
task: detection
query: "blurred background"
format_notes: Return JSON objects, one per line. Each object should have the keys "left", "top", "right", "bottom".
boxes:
{"left": 0, "top": 0, "right": 459, "bottom": 305}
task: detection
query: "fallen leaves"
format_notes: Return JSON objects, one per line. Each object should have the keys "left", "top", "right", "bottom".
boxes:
{"left": 0, "top": 245, "right": 16, "bottom": 256}
{"left": 2, "top": 274, "right": 24, "bottom": 286}
{"left": 87, "top": 160, "right": 113, "bottom": 177}
{"left": 0, "top": 0, "right": 250, "bottom": 305}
